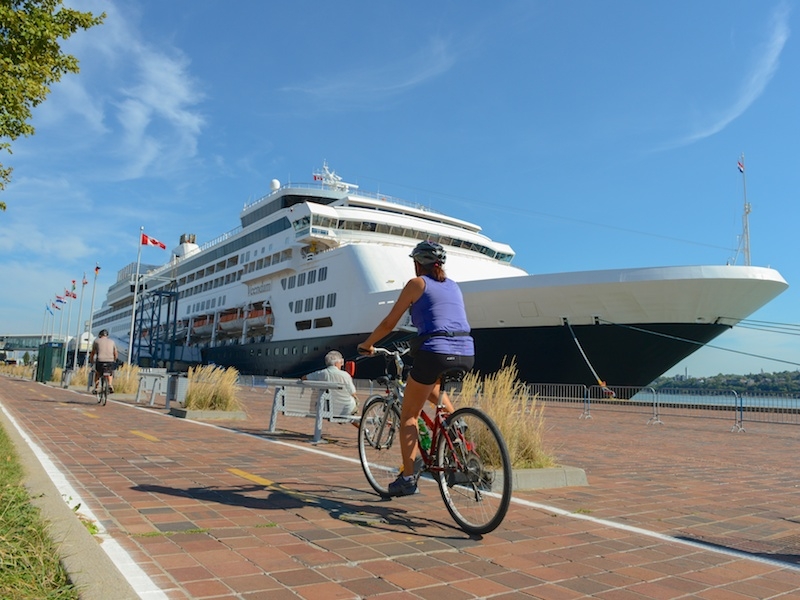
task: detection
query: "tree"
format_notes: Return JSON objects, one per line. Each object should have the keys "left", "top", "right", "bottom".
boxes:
{"left": 0, "top": 0, "right": 104, "bottom": 210}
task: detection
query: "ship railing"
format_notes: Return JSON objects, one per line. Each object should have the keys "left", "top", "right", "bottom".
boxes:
{"left": 532, "top": 383, "right": 800, "bottom": 431}
{"left": 242, "top": 181, "right": 443, "bottom": 216}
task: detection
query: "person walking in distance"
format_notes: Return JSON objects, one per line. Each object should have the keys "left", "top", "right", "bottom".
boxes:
{"left": 89, "top": 329, "right": 118, "bottom": 394}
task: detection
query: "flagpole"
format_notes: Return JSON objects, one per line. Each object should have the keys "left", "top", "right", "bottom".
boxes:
{"left": 41, "top": 305, "right": 47, "bottom": 345}
{"left": 57, "top": 297, "right": 65, "bottom": 341}
{"left": 127, "top": 226, "right": 145, "bottom": 366}
{"left": 72, "top": 275, "right": 87, "bottom": 369}
{"left": 86, "top": 266, "right": 100, "bottom": 351}
{"left": 62, "top": 292, "right": 73, "bottom": 370}
{"left": 739, "top": 153, "right": 751, "bottom": 266}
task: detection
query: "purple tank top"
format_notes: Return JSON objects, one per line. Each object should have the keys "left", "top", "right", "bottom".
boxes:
{"left": 410, "top": 276, "right": 474, "bottom": 355}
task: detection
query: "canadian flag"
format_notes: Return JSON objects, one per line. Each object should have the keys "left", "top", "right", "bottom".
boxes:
{"left": 141, "top": 233, "right": 166, "bottom": 249}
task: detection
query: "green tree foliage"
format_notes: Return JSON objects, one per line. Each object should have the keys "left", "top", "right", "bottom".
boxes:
{"left": 653, "top": 370, "right": 800, "bottom": 394}
{"left": 0, "top": 0, "right": 105, "bottom": 210}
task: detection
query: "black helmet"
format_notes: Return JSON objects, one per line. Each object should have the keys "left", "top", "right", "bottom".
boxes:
{"left": 99, "top": 329, "right": 109, "bottom": 337}
{"left": 410, "top": 240, "right": 446, "bottom": 266}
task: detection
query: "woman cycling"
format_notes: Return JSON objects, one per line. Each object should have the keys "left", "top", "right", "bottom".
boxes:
{"left": 358, "top": 240, "right": 474, "bottom": 497}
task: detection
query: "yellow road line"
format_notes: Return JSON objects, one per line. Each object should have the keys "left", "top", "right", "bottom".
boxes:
{"left": 130, "top": 430, "right": 159, "bottom": 442}
{"left": 83, "top": 412, "right": 100, "bottom": 419}
{"left": 228, "top": 468, "right": 274, "bottom": 487}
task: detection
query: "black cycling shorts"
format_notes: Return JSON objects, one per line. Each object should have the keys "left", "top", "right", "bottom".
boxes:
{"left": 409, "top": 350, "right": 474, "bottom": 385}
{"left": 95, "top": 361, "right": 116, "bottom": 375}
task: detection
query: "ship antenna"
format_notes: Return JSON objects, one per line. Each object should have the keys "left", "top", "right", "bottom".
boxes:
{"left": 313, "top": 160, "right": 359, "bottom": 192}
{"left": 736, "top": 153, "right": 751, "bottom": 266}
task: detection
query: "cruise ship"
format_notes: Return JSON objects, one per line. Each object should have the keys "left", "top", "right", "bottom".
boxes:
{"left": 91, "top": 163, "right": 788, "bottom": 386}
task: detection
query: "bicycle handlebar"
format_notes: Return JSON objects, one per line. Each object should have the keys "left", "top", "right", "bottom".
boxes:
{"left": 371, "top": 346, "right": 410, "bottom": 357}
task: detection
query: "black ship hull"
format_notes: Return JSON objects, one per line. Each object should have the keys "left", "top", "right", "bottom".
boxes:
{"left": 202, "top": 321, "right": 729, "bottom": 387}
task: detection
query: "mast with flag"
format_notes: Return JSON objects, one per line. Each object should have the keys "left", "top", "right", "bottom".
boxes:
{"left": 72, "top": 274, "right": 88, "bottom": 370}
{"left": 737, "top": 153, "right": 751, "bottom": 266}
{"left": 128, "top": 228, "right": 167, "bottom": 365}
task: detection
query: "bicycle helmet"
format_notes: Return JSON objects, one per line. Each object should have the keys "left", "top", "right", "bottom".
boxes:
{"left": 99, "top": 329, "right": 109, "bottom": 337}
{"left": 410, "top": 240, "right": 446, "bottom": 266}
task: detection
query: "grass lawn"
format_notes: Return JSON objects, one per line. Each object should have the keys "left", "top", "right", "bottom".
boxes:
{"left": 0, "top": 423, "right": 78, "bottom": 599}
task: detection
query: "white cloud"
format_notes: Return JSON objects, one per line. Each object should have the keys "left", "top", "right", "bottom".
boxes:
{"left": 280, "top": 37, "right": 456, "bottom": 111}
{"left": 671, "top": 2, "right": 790, "bottom": 148}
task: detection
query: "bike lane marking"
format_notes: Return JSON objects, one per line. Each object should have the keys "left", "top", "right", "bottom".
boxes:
{"left": 130, "top": 430, "right": 160, "bottom": 442}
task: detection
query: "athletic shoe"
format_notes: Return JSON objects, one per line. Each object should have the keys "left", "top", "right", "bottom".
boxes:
{"left": 91, "top": 389, "right": 97, "bottom": 395}
{"left": 109, "top": 386, "right": 114, "bottom": 394}
{"left": 387, "top": 474, "right": 418, "bottom": 497}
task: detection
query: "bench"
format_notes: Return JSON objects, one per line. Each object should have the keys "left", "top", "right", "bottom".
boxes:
{"left": 266, "top": 378, "right": 359, "bottom": 443}
{"left": 135, "top": 368, "right": 168, "bottom": 406}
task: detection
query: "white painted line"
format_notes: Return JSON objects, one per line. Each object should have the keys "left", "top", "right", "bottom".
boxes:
{"left": 0, "top": 404, "right": 167, "bottom": 599}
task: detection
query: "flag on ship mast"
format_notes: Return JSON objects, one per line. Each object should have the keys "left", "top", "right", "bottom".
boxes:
{"left": 141, "top": 233, "right": 167, "bottom": 249}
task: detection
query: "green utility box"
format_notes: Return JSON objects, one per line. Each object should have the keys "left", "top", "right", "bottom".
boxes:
{"left": 36, "top": 342, "right": 64, "bottom": 383}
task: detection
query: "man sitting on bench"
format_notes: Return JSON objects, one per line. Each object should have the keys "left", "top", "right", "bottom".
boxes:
{"left": 302, "top": 350, "right": 358, "bottom": 417}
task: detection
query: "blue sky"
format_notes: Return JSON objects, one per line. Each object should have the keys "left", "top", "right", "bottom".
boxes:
{"left": 2, "top": 0, "right": 799, "bottom": 378}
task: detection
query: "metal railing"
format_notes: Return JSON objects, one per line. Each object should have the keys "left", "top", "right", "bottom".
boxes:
{"left": 239, "top": 374, "right": 800, "bottom": 432}
{"left": 528, "top": 383, "right": 800, "bottom": 431}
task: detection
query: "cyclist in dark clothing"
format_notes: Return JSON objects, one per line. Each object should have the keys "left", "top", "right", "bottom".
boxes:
{"left": 359, "top": 240, "right": 474, "bottom": 496}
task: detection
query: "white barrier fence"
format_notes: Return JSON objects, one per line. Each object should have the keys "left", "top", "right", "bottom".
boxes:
{"left": 528, "top": 383, "right": 800, "bottom": 431}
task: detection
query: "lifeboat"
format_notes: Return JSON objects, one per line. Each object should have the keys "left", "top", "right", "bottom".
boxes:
{"left": 219, "top": 310, "right": 246, "bottom": 332}
{"left": 192, "top": 316, "right": 217, "bottom": 336}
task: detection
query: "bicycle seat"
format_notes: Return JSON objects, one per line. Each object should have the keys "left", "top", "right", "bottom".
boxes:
{"left": 375, "top": 375, "right": 391, "bottom": 386}
{"left": 440, "top": 368, "right": 467, "bottom": 386}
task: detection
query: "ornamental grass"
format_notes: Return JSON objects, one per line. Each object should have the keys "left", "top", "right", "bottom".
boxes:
{"left": 456, "top": 360, "right": 555, "bottom": 470}
{"left": 184, "top": 365, "right": 242, "bottom": 411}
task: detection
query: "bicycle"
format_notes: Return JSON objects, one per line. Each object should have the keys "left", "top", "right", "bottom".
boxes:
{"left": 95, "top": 365, "right": 113, "bottom": 406}
{"left": 357, "top": 347, "right": 512, "bottom": 535}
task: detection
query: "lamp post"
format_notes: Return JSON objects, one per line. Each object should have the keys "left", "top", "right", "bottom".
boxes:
{"left": 85, "top": 265, "right": 100, "bottom": 391}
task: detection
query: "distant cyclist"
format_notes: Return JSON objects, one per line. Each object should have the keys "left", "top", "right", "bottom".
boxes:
{"left": 89, "top": 329, "right": 118, "bottom": 395}
{"left": 358, "top": 240, "right": 474, "bottom": 496}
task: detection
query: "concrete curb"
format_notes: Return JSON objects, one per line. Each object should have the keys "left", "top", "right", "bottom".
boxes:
{"left": 505, "top": 465, "right": 588, "bottom": 490}
{"left": 0, "top": 402, "right": 140, "bottom": 600}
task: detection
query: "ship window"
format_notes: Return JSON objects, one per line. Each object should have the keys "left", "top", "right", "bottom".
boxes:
{"left": 257, "top": 349, "right": 262, "bottom": 356}
{"left": 307, "top": 271, "right": 316, "bottom": 285}
{"left": 281, "top": 250, "right": 291, "bottom": 261}
{"left": 304, "top": 298, "right": 314, "bottom": 311}
{"left": 281, "top": 278, "right": 287, "bottom": 290}
{"left": 302, "top": 345, "right": 308, "bottom": 354}
{"left": 295, "top": 301, "right": 303, "bottom": 314}
{"left": 298, "top": 272, "right": 306, "bottom": 286}
{"left": 315, "top": 295, "right": 324, "bottom": 310}
{"left": 326, "top": 293, "right": 337, "bottom": 308}
{"left": 287, "top": 275, "right": 296, "bottom": 289}
{"left": 249, "top": 349, "right": 254, "bottom": 356}
{"left": 318, "top": 267, "right": 328, "bottom": 281}
{"left": 256, "top": 258, "right": 264, "bottom": 269}
{"left": 292, "top": 346, "right": 298, "bottom": 355}
{"left": 314, "top": 317, "right": 333, "bottom": 328}
{"left": 227, "top": 256, "right": 238, "bottom": 268}
{"left": 263, "top": 255, "right": 271, "bottom": 266}
{"left": 283, "top": 347, "right": 289, "bottom": 355}
{"left": 295, "top": 320, "right": 312, "bottom": 331}
{"left": 266, "top": 348, "right": 271, "bottom": 356}
{"left": 272, "top": 252, "right": 281, "bottom": 264}
{"left": 288, "top": 301, "right": 293, "bottom": 311}
{"left": 210, "top": 298, "right": 216, "bottom": 308}
{"left": 377, "top": 223, "right": 390, "bottom": 234}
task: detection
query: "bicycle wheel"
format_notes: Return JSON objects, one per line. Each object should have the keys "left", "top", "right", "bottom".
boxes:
{"left": 98, "top": 377, "right": 107, "bottom": 406}
{"left": 435, "top": 406, "right": 512, "bottom": 535}
{"left": 358, "top": 395, "right": 403, "bottom": 497}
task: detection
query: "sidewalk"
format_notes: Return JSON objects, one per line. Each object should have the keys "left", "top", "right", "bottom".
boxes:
{"left": 1, "top": 375, "right": 799, "bottom": 599}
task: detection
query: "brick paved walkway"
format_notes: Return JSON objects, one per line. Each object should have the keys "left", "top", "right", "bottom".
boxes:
{"left": 1, "top": 376, "right": 799, "bottom": 599}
